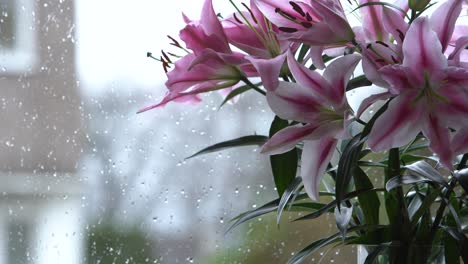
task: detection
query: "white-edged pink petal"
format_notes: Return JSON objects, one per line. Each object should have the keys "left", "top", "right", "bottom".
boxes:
{"left": 286, "top": 51, "right": 330, "bottom": 101}
{"left": 402, "top": 17, "right": 447, "bottom": 79}
{"left": 266, "top": 81, "right": 321, "bottom": 123}
{"left": 368, "top": 93, "right": 423, "bottom": 152}
{"left": 359, "top": 0, "right": 386, "bottom": 41}
{"left": 356, "top": 91, "right": 392, "bottom": 118}
{"left": 247, "top": 53, "right": 287, "bottom": 91}
{"left": 323, "top": 54, "right": 361, "bottom": 105}
{"left": 448, "top": 36, "right": 468, "bottom": 67}
{"left": 260, "top": 124, "right": 320, "bottom": 155}
{"left": 381, "top": 6, "right": 408, "bottom": 45}
{"left": 301, "top": 137, "right": 337, "bottom": 200}
{"left": 429, "top": 0, "right": 463, "bottom": 52}
{"left": 422, "top": 114, "right": 453, "bottom": 169}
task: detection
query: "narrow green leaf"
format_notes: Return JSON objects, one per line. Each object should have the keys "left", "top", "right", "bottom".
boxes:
{"left": 346, "top": 75, "right": 372, "bottom": 91}
{"left": 385, "top": 175, "right": 428, "bottom": 191}
{"left": 405, "top": 161, "right": 448, "bottom": 187}
{"left": 269, "top": 116, "right": 298, "bottom": 196}
{"left": 410, "top": 187, "right": 440, "bottom": 227}
{"left": 186, "top": 135, "right": 268, "bottom": 159}
{"left": 295, "top": 188, "right": 384, "bottom": 221}
{"left": 455, "top": 168, "right": 468, "bottom": 193}
{"left": 297, "top": 44, "right": 310, "bottom": 63}
{"left": 336, "top": 133, "right": 364, "bottom": 207}
{"left": 226, "top": 194, "right": 309, "bottom": 234}
{"left": 277, "top": 177, "right": 302, "bottom": 225}
{"left": 218, "top": 84, "right": 252, "bottom": 108}
{"left": 288, "top": 225, "right": 379, "bottom": 264}
{"left": 287, "top": 235, "right": 342, "bottom": 264}
{"left": 354, "top": 167, "right": 380, "bottom": 225}
{"left": 361, "top": 100, "right": 390, "bottom": 138}
{"left": 364, "top": 245, "right": 387, "bottom": 264}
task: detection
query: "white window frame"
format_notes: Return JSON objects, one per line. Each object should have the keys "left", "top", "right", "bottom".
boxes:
{"left": 0, "top": 0, "right": 37, "bottom": 73}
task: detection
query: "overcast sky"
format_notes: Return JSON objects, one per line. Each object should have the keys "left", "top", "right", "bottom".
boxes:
{"left": 75, "top": 0, "right": 235, "bottom": 94}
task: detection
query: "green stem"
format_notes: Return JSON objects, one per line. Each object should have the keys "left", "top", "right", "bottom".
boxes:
{"left": 385, "top": 148, "right": 410, "bottom": 263}
{"left": 241, "top": 77, "right": 266, "bottom": 96}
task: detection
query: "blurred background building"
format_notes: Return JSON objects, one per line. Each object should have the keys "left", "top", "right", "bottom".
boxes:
{"left": 0, "top": 0, "right": 360, "bottom": 263}
{"left": 0, "top": 0, "right": 84, "bottom": 263}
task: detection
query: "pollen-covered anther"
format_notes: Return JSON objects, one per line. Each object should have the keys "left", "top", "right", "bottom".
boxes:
{"left": 300, "top": 22, "right": 312, "bottom": 28}
{"left": 278, "top": 27, "right": 298, "bottom": 33}
{"left": 167, "top": 35, "right": 182, "bottom": 48}
{"left": 161, "top": 50, "right": 172, "bottom": 63}
{"left": 289, "top": 1, "right": 305, "bottom": 17}
{"left": 396, "top": 29, "right": 405, "bottom": 42}
{"left": 275, "top": 8, "right": 296, "bottom": 21}
{"left": 233, "top": 13, "right": 243, "bottom": 24}
{"left": 241, "top": 2, "right": 258, "bottom": 24}
{"left": 375, "top": 41, "right": 389, "bottom": 48}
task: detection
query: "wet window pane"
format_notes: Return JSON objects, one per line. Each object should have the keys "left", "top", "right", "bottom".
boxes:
{"left": 0, "top": 0, "right": 360, "bottom": 263}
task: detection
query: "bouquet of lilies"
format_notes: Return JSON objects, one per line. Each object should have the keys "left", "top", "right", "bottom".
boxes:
{"left": 140, "top": 0, "right": 468, "bottom": 262}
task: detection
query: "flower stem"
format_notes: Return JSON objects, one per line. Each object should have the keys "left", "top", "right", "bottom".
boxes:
{"left": 241, "top": 77, "right": 266, "bottom": 96}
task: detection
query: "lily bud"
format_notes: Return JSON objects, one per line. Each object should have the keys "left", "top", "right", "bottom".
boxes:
{"left": 409, "top": 0, "right": 431, "bottom": 12}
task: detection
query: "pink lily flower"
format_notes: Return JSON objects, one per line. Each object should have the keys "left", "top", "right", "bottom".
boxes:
{"left": 261, "top": 52, "right": 361, "bottom": 200}
{"left": 359, "top": 0, "right": 464, "bottom": 116}
{"left": 253, "top": 0, "right": 355, "bottom": 68}
{"left": 138, "top": 0, "right": 256, "bottom": 113}
{"left": 367, "top": 16, "right": 468, "bottom": 169}
{"left": 222, "top": 0, "right": 294, "bottom": 91}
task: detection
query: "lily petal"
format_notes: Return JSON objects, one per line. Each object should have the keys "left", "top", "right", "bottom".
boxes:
{"left": 356, "top": 91, "right": 392, "bottom": 118}
{"left": 368, "top": 93, "right": 423, "bottom": 152}
{"left": 247, "top": 53, "right": 287, "bottom": 91}
{"left": 402, "top": 17, "right": 447, "bottom": 80}
{"left": 422, "top": 114, "right": 453, "bottom": 169}
{"left": 323, "top": 54, "right": 361, "bottom": 105}
{"left": 261, "top": 124, "right": 320, "bottom": 155}
{"left": 286, "top": 51, "right": 330, "bottom": 101}
{"left": 359, "top": 0, "right": 386, "bottom": 41}
{"left": 301, "top": 138, "right": 337, "bottom": 200}
{"left": 429, "top": 0, "right": 463, "bottom": 52}
{"left": 381, "top": 6, "right": 408, "bottom": 45}
{"left": 266, "top": 81, "right": 322, "bottom": 123}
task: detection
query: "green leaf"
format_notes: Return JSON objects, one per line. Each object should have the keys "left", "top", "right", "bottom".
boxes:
{"left": 361, "top": 100, "right": 390, "bottom": 138}
{"left": 336, "top": 133, "right": 365, "bottom": 207}
{"left": 385, "top": 175, "right": 429, "bottom": 191}
{"left": 346, "top": 75, "right": 372, "bottom": 91}
{"left": 364, "top": 245, "right": 387, "bottom": 264}
{"left": 405, "top": 161, "right": 448, "bottom": 187}
{"left": 348, "top": 226, "right": 392, "bottom": 244}
{"left": 269, "top": 116, "right": 298, "bottom": 196}
{"left": 288, "top": 225, "right": 378, "bottom": 264}
{"left": 295, "top": 188, "right": 384, "bottom": 221}
{"left": 186, "top": 135, "right": 268, "bottom": 159}
{"left": 410, "top": 187, "right": 440, "bottom": 227}
{"left": 218, "top": 83, "right": 252, "bottom": 108}
{"left": 287, "top": 234, "right": 342, "bottom": 264}
{"left": 226, "top": 194, "right": 309, "bottom": 234}
{"left": 354, "top": 167, "right": 380, "bottom": 225}
{"left": 277, "top": 177, "right": 302, "bottom": 225}
{"left": 297, "top": 44, "right": 310, "bottom": 63}
{"left": 455, "top": 168, "right": 468, "bottom": 193}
